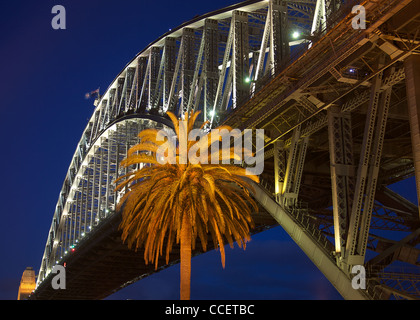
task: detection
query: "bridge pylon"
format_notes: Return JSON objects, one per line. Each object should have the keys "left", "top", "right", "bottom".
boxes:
{"left": 17, "top": 267, "right": 36, "bottom": 300}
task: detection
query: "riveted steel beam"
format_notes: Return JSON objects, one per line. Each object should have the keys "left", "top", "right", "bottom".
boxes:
{"left": 328, "top": 106, "right": 354, "bottom": 257}
{"left": 232, "top": 10, "right": 250, "bottom": 110}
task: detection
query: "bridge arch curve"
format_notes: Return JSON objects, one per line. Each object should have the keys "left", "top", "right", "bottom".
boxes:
{"left": 36, "top": 0, "right": 298, "bottom": 289}
{"left": 36, "top": 115, "right": 172, "bottom": 285}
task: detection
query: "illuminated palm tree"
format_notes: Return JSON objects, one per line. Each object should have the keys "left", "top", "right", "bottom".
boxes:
{"left": 115, "top": 111, "right": 259, "bottom": 300}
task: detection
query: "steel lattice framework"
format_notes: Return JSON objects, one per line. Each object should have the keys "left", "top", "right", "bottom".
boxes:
{"left": 31, "top": 0, "right": 420, "bottom": 300}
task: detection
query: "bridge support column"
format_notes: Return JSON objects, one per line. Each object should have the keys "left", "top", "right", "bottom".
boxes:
{"left": 232, "top": 10, "right": 249, "bottom": 109}
{"left": 345, "top": 57, "right": 392, "bottom": 268}
{"left": 326, "top": 0, "right": 342, "bottom": 25}
{"left": 164, "top": 37, "right": 176, "bottom": 111}
{"left": 404, "top": 54, "right": 420, "bottom": 216}
{"left": 17, "top": 267, "right": 36, "bottom": 300}
{"left": 270, "top": 0, "right": 289, "bottom": 72}
{"left": 251, "top": 183, "right": 370, "bottom": 300}
{"left": 282, "top": 127, "right": 300, "bottom": 207}
{"left": 148, "top": 47, "right": 161, "bottom": 111}
{"left": 253, "top": 0, "right": 289, "bottom": 93}
{"left": 273, "top": 140, "right": 286, "bottom": 201}
{"left": 203, "top": 19, "right": 219, "bottom": 120}
{"left": 311, "top": 0, "right": 326, "bottom": 35}
{"left": 282, "top": 127, "right": 309, "bottom": 207}
{"left": 181, "top": 28, "right": 195, "bottom": 115}
{"left": 327, "top": 106, "right": 354, "bottom": 259}
{"left": 135, "top": 57, "right": 148, "bottom": 113}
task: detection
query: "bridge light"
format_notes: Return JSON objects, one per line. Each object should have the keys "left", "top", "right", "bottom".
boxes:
{"left": 292, "top": 31, "right": 300, "bottom": 39}
{"left": 245, "top": 76, "right": 251, "bottom": 83}
{"left": 209, "top": 110, "right": 215, "bottom": 118}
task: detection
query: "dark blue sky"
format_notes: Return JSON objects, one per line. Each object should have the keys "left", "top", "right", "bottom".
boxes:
{"left": 0, "top": 0, "right": 416, "bottom": 300}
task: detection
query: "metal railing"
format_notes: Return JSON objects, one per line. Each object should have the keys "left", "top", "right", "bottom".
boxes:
{"left": 257, "top": 177, "right": 335, "bottom": 257}
{"left": 256, "top": 176, "right": 394, "bottom": 300}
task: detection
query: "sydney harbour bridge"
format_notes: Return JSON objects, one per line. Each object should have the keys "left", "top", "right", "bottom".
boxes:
{"left": 21, "top": 0, "right": 420, "bottom": 300}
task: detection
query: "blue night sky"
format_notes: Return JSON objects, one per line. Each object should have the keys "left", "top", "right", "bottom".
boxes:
{"left": 0, "top": 0, "right": 416, "bottom": 300}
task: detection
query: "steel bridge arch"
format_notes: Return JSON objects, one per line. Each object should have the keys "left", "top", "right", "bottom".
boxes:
{"left": 37, "top": 0, "right": 319, "bottom": 288}
{"left": 36, "top": 115, "right": 171, "bottom": 283}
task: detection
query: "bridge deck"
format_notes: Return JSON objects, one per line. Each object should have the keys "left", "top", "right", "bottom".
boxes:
{"left": 30, "top": 206, "right": 277, "bottom": 299}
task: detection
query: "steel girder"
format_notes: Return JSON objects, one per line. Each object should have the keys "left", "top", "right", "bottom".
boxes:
{"left": 251, "top": 181, "right": 372, "bottom": 300}
{"left": 328, "top": 106, "right": 354, "bottom": 256}
{"left": 345, "top": 58, "right": 391, "bottom": 267}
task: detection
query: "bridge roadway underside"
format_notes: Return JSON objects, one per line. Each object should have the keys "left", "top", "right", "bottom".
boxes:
{"left": 30, "top": 206, "right": 277, "bottom": 300}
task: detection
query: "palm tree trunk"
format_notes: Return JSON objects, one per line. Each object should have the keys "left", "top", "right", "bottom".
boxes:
{"left": 180, "top": 214, "right": 192, "bottom": 300}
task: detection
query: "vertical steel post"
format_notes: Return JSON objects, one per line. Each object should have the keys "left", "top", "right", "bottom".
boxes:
{"left": 76, "top": 176, "right": 82, "bottom": 240}
{"left": 345, "top": 74, "right": 382, "bottom": 266}
{"left": 85, "top": 158, "right": 91, "bottom": 235}
{"left": 328, "top": 106, "right": 354, "bottom": 257}
{"left": 164, "top": 38, "right": 176, "bottom": 110}
{"left": 357, "top": 81, "right": 392, "bottom": 259}
{"left": 282, "top": 126, "right": 303, "bottom": 207}
{"left": 273, "top": 140, "right": 285, "bottom": 197}
{"left": 90, "top": 150, "right": 97, "bottom": 229}
{"left": 97, "top": 143, "right": 104, "bottom": 221}
{"left": 148, "top": 47, "right": 160, "bottom": 111}
{"left": 270, "top": 0, "right": 289, "bottom": 73}
{"left": 181, "top": 28, "right": 195, "bottom": 115}
{"left": 105, "top": 137, "right": 111, "bottom": 216}
{"left": 232, "top": 10, "right": 249, "bottom": 109}
{"left": 136, "top": 57, "right": 148, "bottom": 113}
{"left": 203, "top": 19, "right": 219, "bottom": 120}
{"left": 346, "top": 56, "right": 387, "bottom": 267}
{"left": 212, "top": 19, "right": 233, "bottom": 124}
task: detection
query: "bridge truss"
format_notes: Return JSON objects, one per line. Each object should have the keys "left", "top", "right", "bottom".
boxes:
{"left": 31, "top": 0, "right": 420, "bottom": 299}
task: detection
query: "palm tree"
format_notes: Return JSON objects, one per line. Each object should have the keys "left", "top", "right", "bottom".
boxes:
{"left": 115, "top": 111, "right": 259, "bottom": 300}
